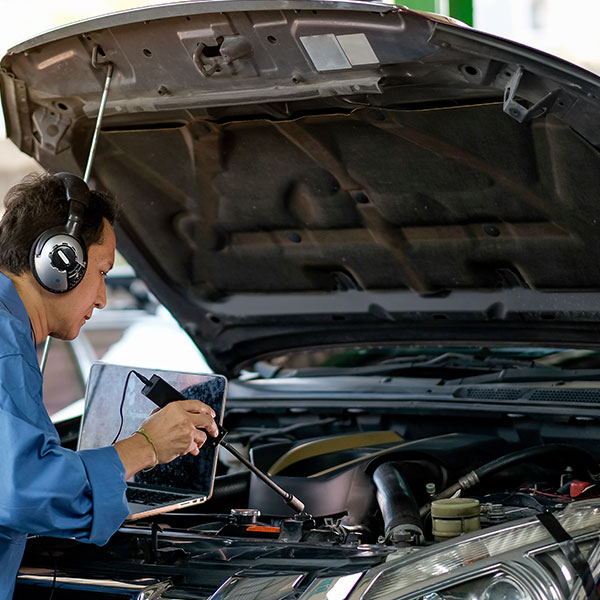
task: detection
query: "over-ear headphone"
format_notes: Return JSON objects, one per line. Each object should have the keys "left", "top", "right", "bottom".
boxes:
{"left": 30, "top": 172, "right": 91, "bottom": 293}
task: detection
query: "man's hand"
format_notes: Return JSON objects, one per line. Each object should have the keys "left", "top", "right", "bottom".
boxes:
{"left": 114, "top": 400, "right": 218, "bottom": 478}
{"left": 142, "top": 400, "right": 218, "bottom": 462}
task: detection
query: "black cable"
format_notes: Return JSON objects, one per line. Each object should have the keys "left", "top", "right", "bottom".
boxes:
{"left": 110, "top": 370, "right": 137, "bottom": 445}
{"left": 247, "top": 417, "right": 337, "bottom": 445}
{"left": 132, "top": 370, "right": 151, "bottom": 387}
{"left": 39, "top": 538, "right": 57, "bottom": 600}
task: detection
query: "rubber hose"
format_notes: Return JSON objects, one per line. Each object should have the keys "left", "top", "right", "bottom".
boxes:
{"left": 432, "top": 443, "right": 600, "bottom": 504}
{"left": 373, "top": 462, "right": 423, "bottom": 543}
{"left": 475, "top": 444, "right": 600, "bottom": 481}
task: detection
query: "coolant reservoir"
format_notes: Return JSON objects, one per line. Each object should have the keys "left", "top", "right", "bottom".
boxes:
{"left": 431, "top": 498, "right": 480, "bottom": 541}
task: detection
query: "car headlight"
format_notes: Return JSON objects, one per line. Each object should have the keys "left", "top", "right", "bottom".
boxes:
{"left": 422, "top": 574, "right": 535, "bottom": 600}
{"left": 481, "top": 577, "right": 530, "bottom": 600}
{"left": 338, "top": 500, "right": 600, "bottom": 600}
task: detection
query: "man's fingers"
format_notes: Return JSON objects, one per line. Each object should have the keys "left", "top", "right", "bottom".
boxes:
{"left": 144, "top": 400, "right": 218, "bottom": 464}
{"left": 189, "top": 412, "right": 219, "bottom": 437}
{"left": 186, "top": 431, "right": 207, "bottom": 456}
{"left": 177, "top": 399, "right": 216, "bottom": 418}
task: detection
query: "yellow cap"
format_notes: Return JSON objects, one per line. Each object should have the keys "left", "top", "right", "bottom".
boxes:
{"left": 431, "top": 498, "right": 480, "bottom": 540}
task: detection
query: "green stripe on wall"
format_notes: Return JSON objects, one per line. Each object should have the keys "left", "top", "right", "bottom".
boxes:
{"left": 449, "top": 0, "right": 473, "bottom": 26}
{"left": 391, "top": 0, "right": 473, "bottom": 27}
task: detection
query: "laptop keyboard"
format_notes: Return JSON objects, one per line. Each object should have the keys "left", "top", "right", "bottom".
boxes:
{"left": 127, "top": 487, "right": 191, "bottom": 506}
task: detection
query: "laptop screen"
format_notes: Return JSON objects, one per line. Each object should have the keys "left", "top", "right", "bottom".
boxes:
{"left": 78, "top": 362, "right": 227, "bottom": 495}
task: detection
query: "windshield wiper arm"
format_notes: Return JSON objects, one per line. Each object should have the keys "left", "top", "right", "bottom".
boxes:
{"left": 256, "top": 353, "right": 553, "bottom": 379}
{"left": 445, "top": 367, "right": 600, "bottom": 385}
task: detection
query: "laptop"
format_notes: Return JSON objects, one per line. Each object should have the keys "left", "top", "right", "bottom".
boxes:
{"left": 78, "top": 362, "right": 227, "bottom": 520}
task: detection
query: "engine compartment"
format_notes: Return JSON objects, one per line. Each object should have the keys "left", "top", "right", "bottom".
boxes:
{"left": 220, "top": 406, "right": 600, "bottom": 528}
{"left": 17, "top": 404, "right": 600, "bottom": 600}
{"left": 214, "top": 427, "right": 597, "bottom": 546}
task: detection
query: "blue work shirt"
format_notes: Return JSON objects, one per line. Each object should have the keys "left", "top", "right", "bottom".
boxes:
{"left": 0, "top": 273, "right": 129, "bottom": 599}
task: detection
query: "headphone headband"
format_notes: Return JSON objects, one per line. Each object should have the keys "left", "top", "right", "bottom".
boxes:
{"left": 54, "top": 172, "right": 90, "bottom": 236}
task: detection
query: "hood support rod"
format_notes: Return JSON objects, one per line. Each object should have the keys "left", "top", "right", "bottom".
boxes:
{"left": 40, "top": 47, "right": 115, "bottom": 375}
{"left": 84, "top": 49, "right": 114, "bottom": 183}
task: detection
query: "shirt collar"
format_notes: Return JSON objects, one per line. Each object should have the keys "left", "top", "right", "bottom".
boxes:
{"left": 0, "top": 272, "right": 31, "bottom": 329}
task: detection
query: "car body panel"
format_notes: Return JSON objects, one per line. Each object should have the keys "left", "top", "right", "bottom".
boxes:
{"left": 3, "top": 1, "right": 600, "bottom": 374}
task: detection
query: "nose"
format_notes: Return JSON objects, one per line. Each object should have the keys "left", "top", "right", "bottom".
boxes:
{"left": 95, "top": 278, "right": 107, "bottom": 310}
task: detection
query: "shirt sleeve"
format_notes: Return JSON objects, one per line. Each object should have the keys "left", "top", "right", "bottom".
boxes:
{"left": 0, "top": 353, "right": 129, "bottom": 545}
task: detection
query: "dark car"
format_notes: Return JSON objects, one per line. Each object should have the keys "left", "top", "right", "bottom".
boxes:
{"left": 4, "top": 1, "right": 600, "bottom": 598}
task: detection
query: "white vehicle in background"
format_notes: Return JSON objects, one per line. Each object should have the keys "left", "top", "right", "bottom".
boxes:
{"left": 50, "top": 266, "right": 211, "bottom": 422}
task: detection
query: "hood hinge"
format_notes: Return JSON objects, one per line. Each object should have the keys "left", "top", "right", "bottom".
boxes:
{"left": 503, "top": 66, "right": 566, "bottom": 124}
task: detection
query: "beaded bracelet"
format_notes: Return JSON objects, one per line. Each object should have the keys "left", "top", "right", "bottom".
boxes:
{"left": 136, "top": 428, "right": 158, "bottom": 472}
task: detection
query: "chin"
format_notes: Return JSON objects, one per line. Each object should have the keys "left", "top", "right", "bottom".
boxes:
{"left": 52, "top": 328, "right": 81, "bottom": 341}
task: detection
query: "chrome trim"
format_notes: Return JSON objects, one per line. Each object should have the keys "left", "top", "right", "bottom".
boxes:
{"left": 299, "top": 572, "right": 364, "bottom": 600}
{"left": 17, "top": 575, "right": 170, "bottom": 598}
{"left": 208, "top": 573, "right": 305, "bottom": 600}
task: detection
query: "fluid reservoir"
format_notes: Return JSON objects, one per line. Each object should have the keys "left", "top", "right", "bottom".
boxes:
{"left": 431, "top": 498, "right": 480, "bottom": 541}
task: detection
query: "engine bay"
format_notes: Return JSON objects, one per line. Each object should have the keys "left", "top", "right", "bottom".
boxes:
{"left": 17, "top": 405, "right": 600, "bottom": 599}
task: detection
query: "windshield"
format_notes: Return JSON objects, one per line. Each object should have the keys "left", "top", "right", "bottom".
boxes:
{"left": 252, "top": 346, "right": 600, "bottom": 382}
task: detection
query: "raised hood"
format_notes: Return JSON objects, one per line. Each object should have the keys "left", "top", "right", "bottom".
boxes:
{"left": 3, "top": 1, "right": 600, "bottom": 375}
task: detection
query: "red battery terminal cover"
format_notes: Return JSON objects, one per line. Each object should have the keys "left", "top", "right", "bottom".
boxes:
{"left": 569, "top": 480, "right": 592, "bottom": 498}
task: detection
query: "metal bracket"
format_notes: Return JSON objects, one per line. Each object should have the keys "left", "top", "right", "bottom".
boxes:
{"left": 91, "top": 44, "right": 111, "bottom": 70}
{"left": 503, "top": 66, "right": 561, "bottom": 124}
{"left": 31, "top": 106, "right": 70, "bottom": 153}
{"left": 0, "top": 71, "right": 34, "bottom": 154}
{"left": 193, "top": 35, "right": 252, "bottom": 77}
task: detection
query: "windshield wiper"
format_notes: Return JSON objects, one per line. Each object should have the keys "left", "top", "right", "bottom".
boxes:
{"left": 445, "top": 367, "right": 600, "bottom": 385}
{"left": 255, "top": 353, "right": 557, "bottom": 379}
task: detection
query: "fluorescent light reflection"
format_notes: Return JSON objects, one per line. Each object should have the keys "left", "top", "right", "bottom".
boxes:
{"left": 327, "top": 573, "right": 363, "bottom": 600}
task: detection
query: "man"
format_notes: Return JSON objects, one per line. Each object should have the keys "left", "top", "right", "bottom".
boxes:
{"left": 0, "top": 173, "right": 218, "bottom": 598}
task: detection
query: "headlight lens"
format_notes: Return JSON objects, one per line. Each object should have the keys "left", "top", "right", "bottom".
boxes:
{"left": 395, "top": 573, "right": 536, "bottom": 600}
{"left": 347, "top": 501, "right": 600, "bottom": 600}
{"left": 534, "top": 537, "right": 600, "bottom": 600}
{"left": 481, "top": 577, "right": 531, "bottom": 600}
{"left": 416, "top": 575, "right": 534, "bottom": 600}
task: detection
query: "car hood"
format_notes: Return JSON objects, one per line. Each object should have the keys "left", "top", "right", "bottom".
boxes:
{"left": 3, "top": 0, "right": 600, "bottom": 376}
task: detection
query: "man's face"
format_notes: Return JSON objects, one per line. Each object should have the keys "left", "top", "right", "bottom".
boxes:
{"left": 49, "top": 218, "right": 116, "bottom": 341}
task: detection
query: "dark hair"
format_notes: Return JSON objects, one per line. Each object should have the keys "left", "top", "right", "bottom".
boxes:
{"left": 0, "top": 172, "right": 118, "bottom": 275}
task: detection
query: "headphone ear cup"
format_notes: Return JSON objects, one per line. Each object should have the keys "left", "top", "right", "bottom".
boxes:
{"left": 30, "top": 227, "right": 88, "bottom": 293}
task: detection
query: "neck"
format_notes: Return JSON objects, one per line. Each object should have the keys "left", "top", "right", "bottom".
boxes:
{"left": 1, "top": 270, "right": 50, "bottom": 343}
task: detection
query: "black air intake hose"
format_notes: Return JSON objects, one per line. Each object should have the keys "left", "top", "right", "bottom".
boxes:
{"left": 373, "top": 462, "right": 424, "bottom": 545}
{"left": 198, "top": 471, "right": 250, "bottom": 512}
